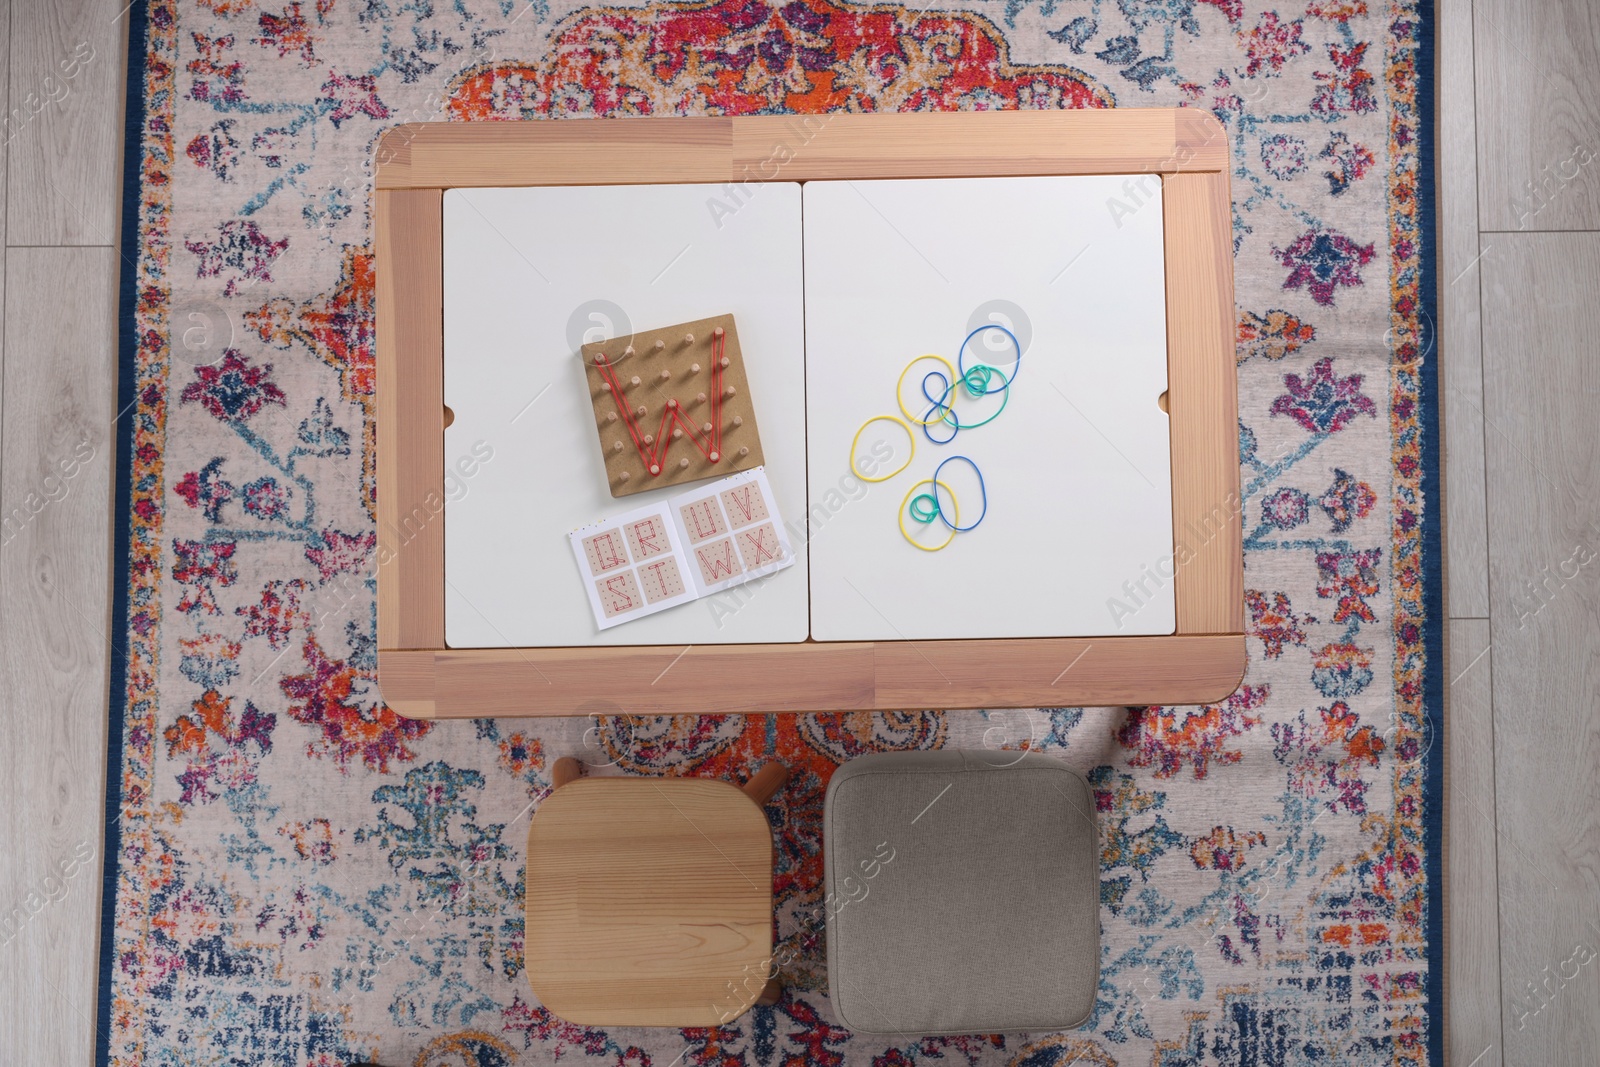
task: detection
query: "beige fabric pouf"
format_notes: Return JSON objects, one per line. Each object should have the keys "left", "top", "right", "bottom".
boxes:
{"left": 824, "top": 750, "right": 1101, "bottom": 1035}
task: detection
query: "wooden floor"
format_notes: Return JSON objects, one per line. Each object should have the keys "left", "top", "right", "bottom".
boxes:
{"left": 0, "top": 3, "right": 1595, "bottom": 1064}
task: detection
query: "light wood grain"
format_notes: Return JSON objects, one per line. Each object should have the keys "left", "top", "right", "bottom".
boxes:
{"left": 378, "top": 641, "right": 877, "bottom": 718}
{"left": 0, "top": 247, "right": 116, "bottom": 1067}
{"left": 1440, "top": 0, "right": 1491, "bottom": 619}
{"left": 1448, "top": 619, "right": 1504, "bottom": 1067}
{"left": 375, "top": 188, "right": 447, "bottom": 650}
{"left": 870, "top": 634, "right": 1246, "bottom": 709}
{"left": 1474, "top": 0, "right": 1600, "bottom": 231}
{"left": 374, "top": 114, "right": 1244, "bottom": 717}
{"left": 6, "top": 0, "right": 125, "bottom": 244}
{"left": 376, "top": 111, "right": 1229, "bottom": 191}
{"left": 728, "top": 109, "right": 1228, "bottom": 182}
{"left": 742, "top": 762, "right": 788, "bottom": 805}
{"left": 376, "top": 118, "right": 735, "bottom": 190}
{"left": 1481, "top": 233, "right": 1600, "bottom": 1061}
{"left": 1162, "top": 171, "right": 1242, "bottom": 635}
{"left": 551, "top": 756, "right": 582, "bottom": 788}
{"left": 378, "top": 633, "right": 1245, "bottom": 718}
{"left": 525, "top": 777, "right": 773, "bottom": 1026}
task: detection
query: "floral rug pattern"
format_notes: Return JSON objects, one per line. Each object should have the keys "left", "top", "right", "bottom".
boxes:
{"left": 100, "top": 0, "right": 1440, "bottom": 1064}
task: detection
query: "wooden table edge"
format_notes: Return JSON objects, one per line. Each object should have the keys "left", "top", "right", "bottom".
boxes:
{"left": 379, "top": 633, "right": 1247, "bottom": 718}
{"left": 374, "top": 111, "right": 1244, "bottom": 719}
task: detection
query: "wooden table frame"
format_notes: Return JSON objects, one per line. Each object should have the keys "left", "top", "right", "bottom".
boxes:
{"left": 375, "top": 110, "right": 1244, "bottom": 719}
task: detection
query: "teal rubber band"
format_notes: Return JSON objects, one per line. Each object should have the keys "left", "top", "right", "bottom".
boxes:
{"left": 950, "top": 364, "right": 1011, "bottom": 430}
{"left": 908, "top": 493, "right": 940, "bottom": 524}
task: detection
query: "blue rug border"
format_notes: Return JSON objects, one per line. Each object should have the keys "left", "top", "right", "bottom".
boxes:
{"left": 1412, "top": 0, "right": 1446, "bottom": 1064}
{"left": 92, "top": 1, "right": 1448, "bottom": 1061}
{"left": 96, "top": 0, "right": 151, "bottom": 1062}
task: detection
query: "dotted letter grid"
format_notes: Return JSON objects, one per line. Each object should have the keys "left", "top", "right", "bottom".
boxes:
{"left": 570, "top": 469, "right": 793, "bottom": 631}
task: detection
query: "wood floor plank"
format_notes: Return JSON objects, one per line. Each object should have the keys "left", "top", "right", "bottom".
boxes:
{"left": 1481, "top": 232, "right": 1600, "bottom": 1064}
{"left": 1448, "top": 618, "right": 1504, "bottom": 1067}
{"left": 1473, "top": 0, "right": 1600, "bottom": 231}
{"left": 5, "top": 0, "right": 125, "bottom": 244}
{"left": 0, "top": 247, "right": 116, "bottom": 1067}
{"left": 0, "top": 0, "right": 11, "bottom": 251}
{"left": 1439, "top": 0, "right": 1491, "bottom": 619}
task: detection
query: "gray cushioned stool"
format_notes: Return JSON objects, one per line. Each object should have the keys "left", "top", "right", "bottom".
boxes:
{"left": 824, "top": 750, "right": 1100, "bottom": 1035}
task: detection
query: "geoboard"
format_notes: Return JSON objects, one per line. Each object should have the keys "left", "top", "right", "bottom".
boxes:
{"left": 580, "top": 314, "right": 766, "bottom": 497}
{"left": 375, "top": 110, "right": 1245, "bottom": 718}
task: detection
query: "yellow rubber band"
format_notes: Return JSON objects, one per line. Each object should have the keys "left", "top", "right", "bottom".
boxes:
{"left": 899, "top": 479, "right": 960, "bottom": 552}
{"left": 896, "top": 354, "right": 959, "bottom": 426}
{"left": 849, "top": 415, "right": 914, "bottom": 482}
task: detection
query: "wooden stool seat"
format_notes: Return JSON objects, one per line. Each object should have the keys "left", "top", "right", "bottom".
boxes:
{"left": 525, "top": 770, "right": 778, "bottom": 1026}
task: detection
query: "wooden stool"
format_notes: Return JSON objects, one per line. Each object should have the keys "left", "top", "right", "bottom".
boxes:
{"left": 525, "top": 758, "right": 788, "bottom": 1026}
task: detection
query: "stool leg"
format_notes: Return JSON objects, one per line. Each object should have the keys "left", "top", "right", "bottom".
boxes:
{"left": 742, "top": 762, "right": 788, "bottom": 806}
{"left": 551, "top": 757, "right": 582, "bottom": 788}
{"left": 756, "top": 978, "right": 781, "bottom": 1006}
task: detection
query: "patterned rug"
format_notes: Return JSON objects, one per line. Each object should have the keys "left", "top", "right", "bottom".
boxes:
{"left": 99, "top": 1, "right": 1441, "bottom": 1065}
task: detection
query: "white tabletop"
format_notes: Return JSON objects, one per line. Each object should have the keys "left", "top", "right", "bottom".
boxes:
{"left": 802, "top": 175, "right": 1176, "bottom": 640}
{"left": 441, "top": 175, "right": 1176, "bottom": 647}
{"left": 441, "top": 183, "right": 810, "bottom": 648}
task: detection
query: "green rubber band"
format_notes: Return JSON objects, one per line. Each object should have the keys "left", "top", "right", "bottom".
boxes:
{"left": 908, "top": 493, "right": 940, "bottom": 524}
{"left": 943, "top": 363, "right": 1010, "bottom": 430}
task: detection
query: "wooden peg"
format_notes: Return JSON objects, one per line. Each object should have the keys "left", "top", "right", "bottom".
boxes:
{"left": 713, "top": 326, "right": 725, "bottom": 338}
{"left": 649, "top": 463, "right": 661, "bottom": 475}
{"left": 678, "top": 457, "right": 690, "bottom": 469}
{"left": 635, "top": 405, "right": 647, "bottom": 417}
{"left": 702, "top": 421, "right": 713, "bottom": 434}
{"left": 672, "top": 428, "right": 683, "bottom": 439}
{"left": 619, "top": 471, "right": 630, "bottom": 483}
{"left": 684, "top": 333, "right": 695, "bottom": 345}
{"left": 601, "top": 380, "right": 613, "bottom": 392}
{"left": 724, "top": 385, "right": 737, "bottom": 398}
{"left": 667, "top": 398, "right": 679, "bottom": 410}
{"left": 719, "top": 357, "right": 730, "bottom": 369}
{"left": 552, "top": 757, "right": 583, "bottom": 788}
{"left": 659, "top": 369, "right": 671, "bottom": 380}
{"left": 653, "top": 339, "right": 665, "bottom": 352}
{"left": 643, "top": 434, "right": 655, "bottom": 445}
{"left": 623, "top": 345, "right": 635, "bottom": 357}
{"left": 605, "top": 411, "right": 617, "bottom": 423}
{"left": 612, "top": 441, "right": 624, "bottom": 453}
{"left": 732, "top": 416, "right": 744, "bottom": 428}
{"left": 690, "top": 362, "right": 701, "bottom": 374}
{"left": 630, "top": 375, "right": 641, "bottom": 387}
{"left": 738, "top": 446, "right": 749, "bottom": 457}
{"left": 697, "top": 392, "right": 708, "bottom": 405}
{"left": 743, "top": 762, "right": 788, "bottom": 804}
{"left": 709, "top": 450, "right": 721, "bottom": 462}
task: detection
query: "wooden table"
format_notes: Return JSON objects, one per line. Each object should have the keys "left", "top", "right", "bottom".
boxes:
{"left": 375, "top": 110, "right": 1244, "bottom": 717}
{"left": 524, "top": 764, "right": 781, "bottom": 1026}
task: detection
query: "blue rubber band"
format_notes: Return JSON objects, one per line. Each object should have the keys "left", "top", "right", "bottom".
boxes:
{"left": 920, "top": 369, "right": 951, "bottom": 409}
{"left": 931, "top": 455, "right": 987, "bottom": 532}
{"left": 920, "top": 399, "right": 960, "bottom": 444}
{"left": 919, "top": 369, "right": 956, "bottom": 424}
{"left": 951, "top": 364, "right": 1010, "bottom": 430}
{"left": 957, "top": 324, "right": 1023, "bottom": 391}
